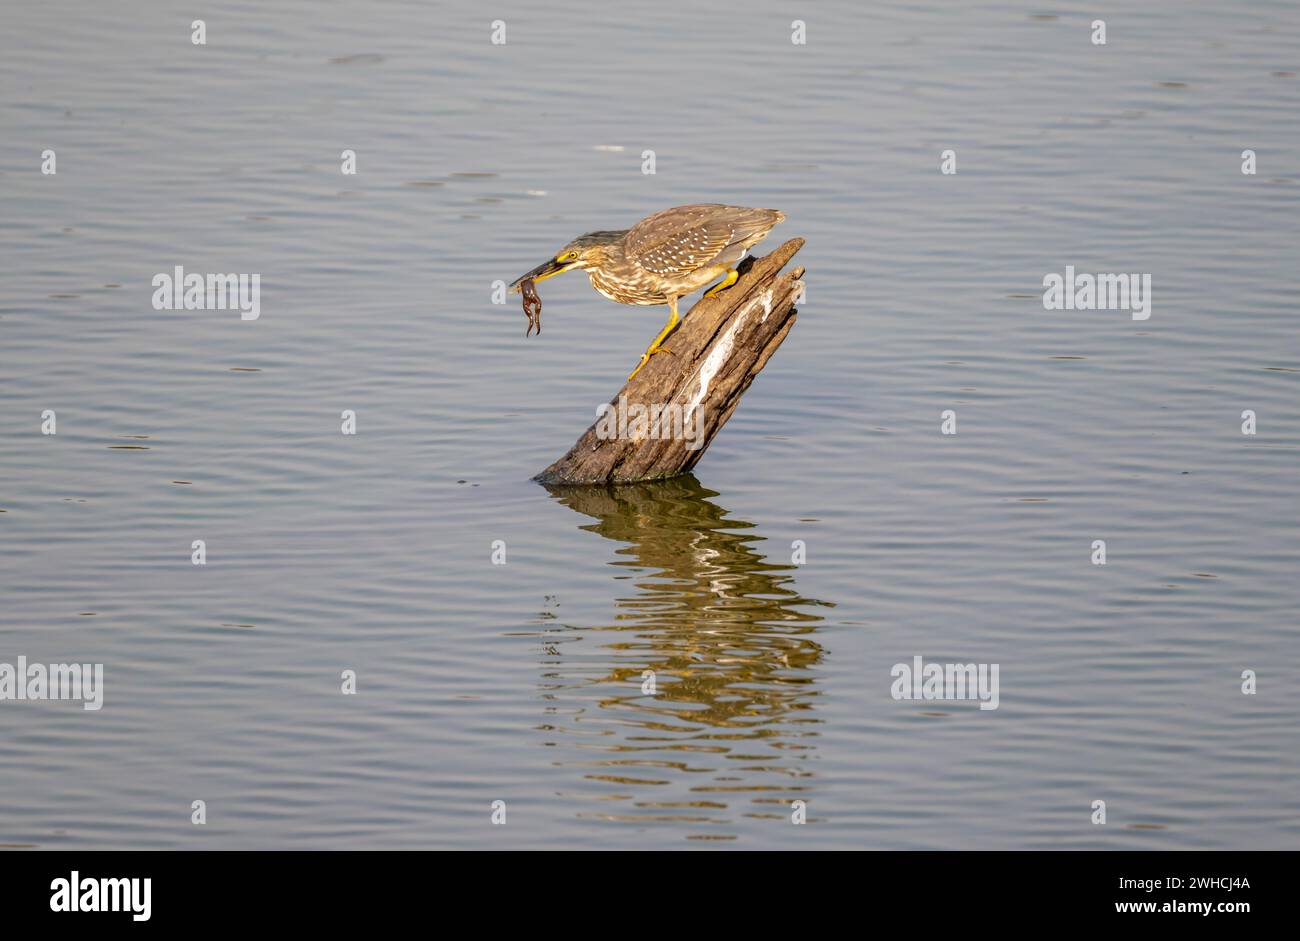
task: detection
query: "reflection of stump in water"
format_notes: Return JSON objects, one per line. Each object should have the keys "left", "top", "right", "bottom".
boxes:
{"left": 542, "top": 476, "right": 834, "bottom": 771}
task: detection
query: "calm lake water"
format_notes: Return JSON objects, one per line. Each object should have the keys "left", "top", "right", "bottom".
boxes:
{"left": 1, "top": 0, "right": 1298, "bottom": 849}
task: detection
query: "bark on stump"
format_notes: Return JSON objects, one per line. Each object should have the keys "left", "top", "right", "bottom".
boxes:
{"left": 535, "top": 237, "right": 804, "bottom": 485}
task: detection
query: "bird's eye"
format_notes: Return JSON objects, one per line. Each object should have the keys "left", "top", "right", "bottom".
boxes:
{"left": 558, "top": 251, "right": 578, "bottom": 263}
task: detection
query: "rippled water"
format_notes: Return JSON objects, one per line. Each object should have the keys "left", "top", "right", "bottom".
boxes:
{"left": 1, "top": 1, "right": 1298, "bottom": 849}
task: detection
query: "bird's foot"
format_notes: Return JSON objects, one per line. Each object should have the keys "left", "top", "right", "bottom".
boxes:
{"left": 627, "top": 345, "right": 673, "bottom": 381}
{"left": 703, "top": 268, "right": 739, "bottom": 298}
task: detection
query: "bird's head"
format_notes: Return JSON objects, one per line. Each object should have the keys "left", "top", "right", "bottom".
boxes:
{"left": 509, "top": 230, "right": 623, "bottom": 293}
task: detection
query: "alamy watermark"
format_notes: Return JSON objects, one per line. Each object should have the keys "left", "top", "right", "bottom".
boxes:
{"left": 0, "top": 656, "right": 103, "bottom": 710}
{"left": 1043, "top": 265, "right": 1151, "bottom": 320}
{"left": 50, "top": 871, "right": 150, "bottom": 921}
{"left": 152, "top": 266, "right": 260, "bottom": 320}
{"left": 890, "top": 655, "right": 999, "bottom": 710}
{"left": 594, "top": 396, "right": 704, "bottom": 450}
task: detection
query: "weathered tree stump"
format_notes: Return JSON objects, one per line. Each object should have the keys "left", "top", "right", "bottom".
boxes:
{"left": 535, "top": 238, "right": 805, "bottom": 485}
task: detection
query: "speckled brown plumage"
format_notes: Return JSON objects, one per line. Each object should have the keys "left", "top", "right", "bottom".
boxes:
{"left": 509, "top": 204, "right": 786, "bottom": 380}
{"left": 582, "top": 204, "right": 785, "bottom": 306}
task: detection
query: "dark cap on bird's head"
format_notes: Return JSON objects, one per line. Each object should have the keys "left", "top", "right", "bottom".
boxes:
{"left": 508, "top": 231, "right": 626, "bottom": 294}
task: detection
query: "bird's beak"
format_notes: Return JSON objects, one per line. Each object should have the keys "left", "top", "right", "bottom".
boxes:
{"left": 509, "top": 258, "right": 574, "bottom": 294}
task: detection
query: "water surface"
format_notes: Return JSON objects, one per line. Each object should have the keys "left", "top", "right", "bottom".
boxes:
{"left": 1, "top": 0, "right": 1298, "bottom": 848}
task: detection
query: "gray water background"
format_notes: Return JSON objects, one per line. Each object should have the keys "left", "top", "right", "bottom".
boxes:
{"left": 1, "top": 0, "right": 1298, "bottom": 848}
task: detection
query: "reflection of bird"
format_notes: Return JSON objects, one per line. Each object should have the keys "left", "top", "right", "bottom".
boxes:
{"left": 510, "top": 204, "right": 785, "bottom": 379}
{"left": 537, "top": 476, "right": 834, "bottom": 830}
{"left": 543, "top": 475, "right": 832, "bottom": 724}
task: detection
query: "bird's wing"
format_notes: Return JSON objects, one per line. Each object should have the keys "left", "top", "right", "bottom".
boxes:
{"left": 625, "top": 205, "right": 737, "bottom": 276}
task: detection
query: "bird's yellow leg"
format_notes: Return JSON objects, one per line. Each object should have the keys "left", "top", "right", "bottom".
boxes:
{"left": 703, "top": 268, "right": 739, "bottom": 298}
{"left": 628, "top": 299, "right": 680, "bottom": 380}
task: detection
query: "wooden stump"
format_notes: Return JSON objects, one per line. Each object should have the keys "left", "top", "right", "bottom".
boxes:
{"left": 535, "top": 237, "right": 805, "bottom": 485}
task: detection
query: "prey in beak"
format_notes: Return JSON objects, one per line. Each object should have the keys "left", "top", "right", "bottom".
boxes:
{"left": 509, "top": 255, "right": 578, "bottom": 295}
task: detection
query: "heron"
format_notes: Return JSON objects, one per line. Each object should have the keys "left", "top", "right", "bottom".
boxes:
{"left": 510, "top": 204, "right": 785, "bottom": 379}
